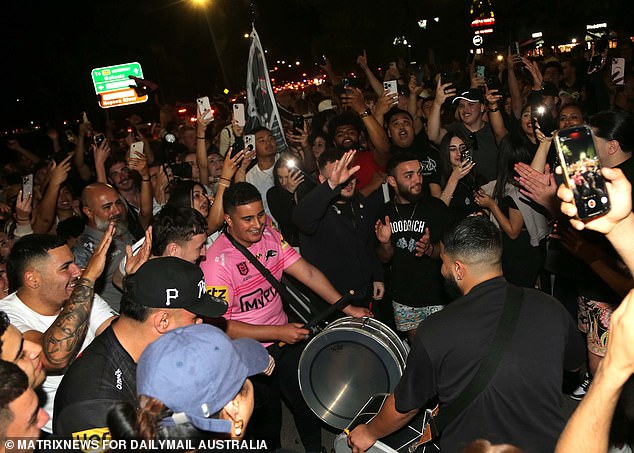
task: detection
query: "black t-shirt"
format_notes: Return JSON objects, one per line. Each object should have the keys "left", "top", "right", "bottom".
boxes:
{"left": 391, "top": 132, "right": 441, "bottom": 186}
{"left": 394, "top": 277, "right": 584, "bottom": 453}
{"left": 379, "top": 196, "right": 452, "bottom": 307}
{"left": 54, "top": 325, "right": 137, "bottom": 439}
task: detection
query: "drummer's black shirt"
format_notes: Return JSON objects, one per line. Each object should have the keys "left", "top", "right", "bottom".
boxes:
{"left": 394, "top": 277, "right": 584, "bottom": 453}
{"left": 53, "top": 325, "right": 136, "bottom": 439}
{"left": 378, "top": 196, "right": 451, "bottom": 307}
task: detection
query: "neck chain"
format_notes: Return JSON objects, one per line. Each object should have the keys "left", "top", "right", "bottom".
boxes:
{"left": 394, "top": 199, "right": 418, "bottom": 221}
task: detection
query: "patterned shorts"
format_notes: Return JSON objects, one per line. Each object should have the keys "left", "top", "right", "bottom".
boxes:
{"left": 577, "top": 296, "right": 615, "bottom": 357}
{"left": 392, "top": 301, "right": 444, "bottom": 332}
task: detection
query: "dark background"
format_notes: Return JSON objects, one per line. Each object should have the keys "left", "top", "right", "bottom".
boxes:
{"left": 1, "top": 0, "right": 632, "bottom": 129}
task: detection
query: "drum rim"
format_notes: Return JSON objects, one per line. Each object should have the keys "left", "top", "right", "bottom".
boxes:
{"left": 298, "top": 317, "right": 408, "bottom": 429}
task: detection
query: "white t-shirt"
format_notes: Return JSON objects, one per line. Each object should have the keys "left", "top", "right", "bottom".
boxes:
{"left": 246, "top": 164, "right": 277, "bottom": 224}
{"left": 0, "top": 292, "right": 118, "bottom": 433}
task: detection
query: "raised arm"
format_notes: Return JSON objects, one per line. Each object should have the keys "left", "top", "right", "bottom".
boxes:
{"left": 31, "top": 155, "right": 72, "bottom": 234}
{"left": 196, "top": 104, "right": 213, "bottom": 186}
{"left": 207, "top": 150, "right": 245, "bottom": 234}
{"left": 27, "top": 223, "right": 115, "bottom": 373}
{"left": 357, "top": 49, "right": 384, "bottom": 96}
{"left": 92, "top": 139, "right": 112, "bottom": 184}
{"left": 73, "top": 122, "right": 93, "bottom": 181}
{"left": 427, "top": 78, "right": 455, "bottom": 145}
{"left": 128, "top": 155, "right": 153, "bottom": 230}
{"left": 485, "top": 87, "right": 507, "bottom": 144}
{"left": 507, "top": 50, "right": 524, "bottom": 120}
{"left": 341, "top": 88, "right": 391, "bottom": 165}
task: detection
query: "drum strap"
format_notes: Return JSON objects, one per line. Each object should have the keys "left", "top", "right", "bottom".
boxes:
{"left": 224, "top": 229, "right": 312, "bottom": 323}
{"left": 431, "top": 285, "right": 524, "bottom": 436}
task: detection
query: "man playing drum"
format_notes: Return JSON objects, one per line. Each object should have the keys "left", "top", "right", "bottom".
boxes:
{"left": 348, "top": 217, "right": 584, "bottom": 453}
{"left": 201, "top": 178, "right": 369, "bottom": 453}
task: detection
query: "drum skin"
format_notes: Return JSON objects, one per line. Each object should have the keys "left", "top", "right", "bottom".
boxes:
{"left": 298, "top": 317, "right": 408, "bottom": 429}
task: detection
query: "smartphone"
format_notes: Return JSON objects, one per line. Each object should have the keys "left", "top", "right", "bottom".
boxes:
{"left": 65, "top": 130, "right": 76, "bottom": 144}
{"left": 129, "top": 141, "right": 144, "bottom": 159}
{"left": 512, "top": 41, "right": 520, "bottom": 55}
{"left": 233, "top": 103, "right": 246, "bottom": 127}
{"left": 196, "top": 96, "right": 214, "bottom": 121}
{"left": 94, "top": 133, "right": 106, "bottom": 147}
{"left": 22, "top": 174, "right": 34, "bottom": 200}
{"left": 587, "top": 35, "right": 609, "bottom": 75}
{"left": 441, "top": 71, "right": 455, "bottom": 88}
{"left": 612, "top": 58, "right": 626, "bottom": 86}
{"left": 244, "top": 134, "right": 255, "bottom": 152}
{"left": 531, "top": 96, "right": 557, "bottom": 138}
{"left": 554, "top": 125, "right": 610, "bottom": 220}
{"left": 466, "top": 52, "right": 475, "bottom": 65}
{"left": 341, "top": 77, "right": 353, "bottom": 93}
{"left": 476, "top": 65, "right": 485, "bottom": 79}
{"left": 293, "top": 115, "right": 304, "bottom": 135}
{"left": 461, "top": 147, "right": 473, "bottom": 164}
{"left": 383, "top": 80, "right": 398, "bottom": 96}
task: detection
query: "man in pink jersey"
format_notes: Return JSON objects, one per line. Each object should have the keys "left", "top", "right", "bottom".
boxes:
{"left": 201, "top": 178, "right": 370, "bottom": 452}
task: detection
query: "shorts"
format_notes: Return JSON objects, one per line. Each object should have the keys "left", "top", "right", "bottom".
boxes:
{"left": 392, "top": 301, "right": 444, "bottom": 332}
{"left": 577, "top": 296, "right": 614, "bottom": 357}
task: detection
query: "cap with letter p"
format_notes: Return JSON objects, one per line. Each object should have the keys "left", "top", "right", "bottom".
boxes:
{"left": 127, "top": 257, "right": 227, "bottom": 317}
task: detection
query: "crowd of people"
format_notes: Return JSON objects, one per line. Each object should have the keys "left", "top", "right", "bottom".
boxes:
{"left": 0, "top": 30, "right": 634, "bottom": 453}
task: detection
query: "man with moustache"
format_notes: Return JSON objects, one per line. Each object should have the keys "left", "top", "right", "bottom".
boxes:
{"left": 74, "top": 183, "right": 136, "bottom": 311}
{"left": 375, "top": 153, "right": 451, "bottom": 341}
{"left": 293, "top": 149, "right": 385, "bottom": 307}
{"left": 348, "top": 217, "right": 584, "bottom": 453}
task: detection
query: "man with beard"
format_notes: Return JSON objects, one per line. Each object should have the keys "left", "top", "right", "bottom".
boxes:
{"left": 385, "top": 108, "right": 440, "bottom": 194}
{"left": 74, "top": 183, "right": 136, "bottom": 311}
{"left": 348, "top": 217, "right": 584, "bottom": 453}
{"left": 328, "top": 98, "right": 391, "bottom": 196}
{"left": 375, "top": 153, "right": 451, "bottom": 341}
{"left": 293, "top": 149, "right": 385, "bottom": 308}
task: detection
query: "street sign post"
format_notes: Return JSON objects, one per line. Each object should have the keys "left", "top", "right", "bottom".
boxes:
{"left": 91, "top": 62, "right": 148, "bottom": 108}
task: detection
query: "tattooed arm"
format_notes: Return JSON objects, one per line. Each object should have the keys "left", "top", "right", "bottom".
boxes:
{"left": 29, "top": 223, "right": 116, "bottom": 373}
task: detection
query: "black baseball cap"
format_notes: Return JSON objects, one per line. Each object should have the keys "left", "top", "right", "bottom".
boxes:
{"left": 128, "top": 257, "right": 227, "bottom": 317}
{"left": 452, "top": 89, "right": 485, "bottom": 104}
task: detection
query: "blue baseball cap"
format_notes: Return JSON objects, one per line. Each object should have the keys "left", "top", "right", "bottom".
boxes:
{"left": 136, "top": 324, "right": 269, "bottom": 433}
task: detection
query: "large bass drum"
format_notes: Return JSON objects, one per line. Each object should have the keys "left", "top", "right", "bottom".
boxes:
{"left": 298, "top": 317, "right": 409, "bottom": 429}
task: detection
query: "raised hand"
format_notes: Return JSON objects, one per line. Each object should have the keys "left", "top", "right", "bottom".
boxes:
{"left": 327, "top": 150, "right": 360, "bottom": 189}
{"left": 435, "top": 77, "right": 456, "bottom": 106}
{"left": 82, "top": 222, "right": 116, "bottom": 282}
{"left": 557, "top": 167, "right": 632, "bottom": 233}
{"left": 375, "top": 216, "right": 392, "bottom": 244}
{"left": 125, "top": 227, "right": 152, "bottom": 276}
{"left": 414, "top": 227, "right": 432, "bottom": 257}
{"left": 49, "top": 154, "right": 73, "bottom": 187}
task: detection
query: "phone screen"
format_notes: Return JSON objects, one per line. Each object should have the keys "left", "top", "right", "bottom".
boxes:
{"left": 293, "top": 116, "right": 304, "bottom": 135}
{"left": 22, "top": 174, "right": 34, "bottom": 200}
{"left": 555, "top": 125, "right": 610, "bottom": 220}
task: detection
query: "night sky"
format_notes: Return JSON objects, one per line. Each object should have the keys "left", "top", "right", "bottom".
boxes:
{"left": 1, "top": 0, "right": 632, "bottom": 129}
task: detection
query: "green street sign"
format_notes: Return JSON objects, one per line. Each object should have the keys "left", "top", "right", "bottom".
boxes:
{"left": 91, "top": 62, "right": 144, "bottom": 95}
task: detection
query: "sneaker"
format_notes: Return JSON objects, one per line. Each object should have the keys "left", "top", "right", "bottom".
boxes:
{"left": 570, "top": 371, "right": 592, "bottom": 401}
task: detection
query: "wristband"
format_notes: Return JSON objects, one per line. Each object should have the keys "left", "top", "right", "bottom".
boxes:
{"left": 197, "top": 136, "right": 206, "bottom": 140}
{"left": 16, "top": 217, "right": 30, "bottom": 222}
{"left": 218, "top": 176, "right": 231, "bottom": 182}
{"left": 141, "top": 178, "right": 151, "bottom": 182}
{"left": 218, "top": 181, "right": 230, "bottom": 188}
{"left": 358, "top": 109, "right": 372, "bottom": 119}
{"left": 489, "top": 107, "right": 499, "bottom": 113}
